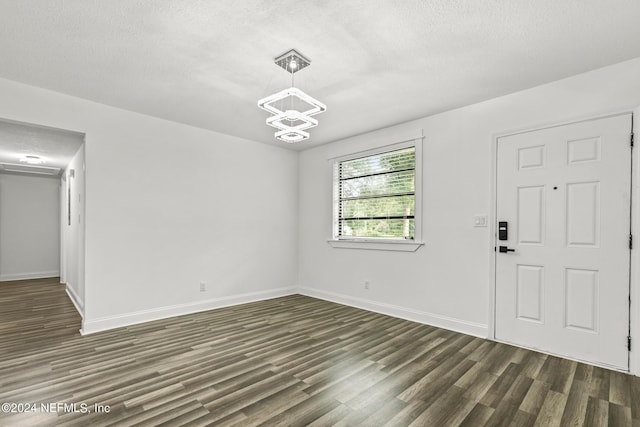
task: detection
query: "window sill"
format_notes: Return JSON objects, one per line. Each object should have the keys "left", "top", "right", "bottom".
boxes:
{"left": 327, "top": 239, "right": 424, "bottom": 252}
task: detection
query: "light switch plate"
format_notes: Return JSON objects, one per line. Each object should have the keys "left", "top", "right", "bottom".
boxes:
{"left": 474, "top": 215, "right": 488, "bottom": 227}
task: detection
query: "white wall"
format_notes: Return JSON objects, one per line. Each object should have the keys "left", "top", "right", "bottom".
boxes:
{"left": 0, "top": 77, "right": 299, "bottom": 333}
{"left": 298, "top": 58, "right": 640, "bottom": 367}
{"left": 0, "top": 173, "right": 60, "bottom": 281}
{"left": 61, "top": 145, "right": 86, "bottom": 315}
{"left": 2, "top": 54, "right": 639, "bottom": 371}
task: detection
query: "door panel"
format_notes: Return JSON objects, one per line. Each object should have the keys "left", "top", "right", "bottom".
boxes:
{"left": 566, "top": 182, "right": 599, "bottom": 247}
{"left": 519, "top": 145, "right": 546, "bottom": 169}
{"left": 564, "top": 268, "right": 598, "bottom": 332}
{"left": 517, "top": 186, "right": 545, "bottom": 245}
{"left": 516, "top": 264, "right": 544, "bottom": 322}
{"left": 567, "top": 137, "right": 600, "bottom": 164}
{"left": 495, "top": 114, "right": 631, "bottom": 370}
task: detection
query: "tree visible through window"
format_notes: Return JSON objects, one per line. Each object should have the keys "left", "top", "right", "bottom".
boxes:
{"left": 335, "top": 147, "right": 415, "bottom": 239}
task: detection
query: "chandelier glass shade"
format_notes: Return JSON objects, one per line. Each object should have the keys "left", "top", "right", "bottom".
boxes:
{"left": 258, "top": 87, "right": 326, "bottom": 143}
{"left": 258, "top": 50, "right": 326, "bottom": 143}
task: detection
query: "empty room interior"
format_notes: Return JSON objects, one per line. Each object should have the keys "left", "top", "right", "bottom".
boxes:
{"left": 2, "top": 1, "right": 640, "bottom": 426}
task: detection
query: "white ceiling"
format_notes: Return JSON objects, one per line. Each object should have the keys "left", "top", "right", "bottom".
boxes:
{"left": 0, "top": 1, "right": 639, "bottom": 150}
{"left": 0, "top": 120, "right": 84, "bottom": 173}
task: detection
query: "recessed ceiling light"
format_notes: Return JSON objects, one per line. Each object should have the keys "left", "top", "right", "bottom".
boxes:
{"left": 19, "top": 155, "right": 45, "bottom": 165}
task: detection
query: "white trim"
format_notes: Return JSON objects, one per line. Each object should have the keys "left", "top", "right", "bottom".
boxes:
{"left": 415, "top": 135, "right": 424, "bottom": 249}
{"left": 298, "top": 286, "right": 488, "bottom": 338}
{"left": 330, "top": 136, "right": 424, "bottom": 247}
{"left": 632, "top": 106, "right": 640, "bottom": 377}
{"left": 80, "top": 286, "right": 297, "bottom": 335}
{"left": 0, "top": 271, "right": 59, "bottom": 282}
{"left": 65, "top": 283, "right": 84, "bottom": 319}
{"left": 327, "top": 239, "right": 424, "bottom": 252}
{"left": 495, "top": 337, "right": 630, "bottom": 374}
{"left": 327, "top": 135, "right": 424, "bottom": 162}
{"left": 491, "top": 109, "right": 638, "bottom": 141}
{"left": 488, "top": 124, "right": 498, "bottom": 340}
{"left": 59, "top": 175, "right": 66, "bottom": 284}
{"left": 325, "top": 126, "right": 424, "bottom": 160}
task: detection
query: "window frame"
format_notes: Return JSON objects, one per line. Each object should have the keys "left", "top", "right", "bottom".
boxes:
{"left": 328, "top": 138, "right": 424, "bottom": 252}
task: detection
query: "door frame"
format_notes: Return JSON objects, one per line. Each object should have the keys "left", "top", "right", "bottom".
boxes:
{"left": 489, "top": 108, "right": 639, "bottom": 375}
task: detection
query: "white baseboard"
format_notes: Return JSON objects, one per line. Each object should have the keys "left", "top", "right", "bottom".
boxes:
{"left": 81, "top": 286, "right": 297, "bottom": 335}
{"left": 0, "top": 270, "right": 60, "bottom": 282}
{"left": 79, "top": 285, "right": 487, "bottom": 339}
{"left": 297, "top": 287, "right": 489, "bottom": 338}
{"left": 65, "top": 283, "right": 84, "bottom": 319}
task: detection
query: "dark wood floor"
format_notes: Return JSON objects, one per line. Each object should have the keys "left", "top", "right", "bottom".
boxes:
{"left": 0, "top": 278, "right": 638, "bottom": 426}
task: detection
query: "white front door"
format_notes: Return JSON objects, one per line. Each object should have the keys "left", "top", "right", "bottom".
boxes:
{"left": 495, "top": 114, "right": 632, "bottom": 370}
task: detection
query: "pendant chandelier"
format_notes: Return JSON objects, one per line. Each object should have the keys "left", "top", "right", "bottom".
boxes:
{"left": 258, "top": 49, "right": 326, "bottom": 143}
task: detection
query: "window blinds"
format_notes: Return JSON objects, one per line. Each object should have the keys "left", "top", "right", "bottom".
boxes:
{"left": 337, "top": 147, "right": 415, "bottom": 239}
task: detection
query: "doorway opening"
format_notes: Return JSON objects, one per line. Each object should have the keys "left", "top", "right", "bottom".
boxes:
{"left": 0, "top": 118, "right": 85, "bottom": 317}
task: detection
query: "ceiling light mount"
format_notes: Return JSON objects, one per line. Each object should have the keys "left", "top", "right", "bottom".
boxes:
{"left": 19, "top": 155, "right": 45, "bottom": 165}
{"left": 274, "top": 49, "right": 311, "bottom": 74}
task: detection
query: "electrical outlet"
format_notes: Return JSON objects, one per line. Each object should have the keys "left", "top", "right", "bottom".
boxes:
{"left": 364, "top": 280, "right": 370, "bottom": 290}
{"left": 199, "top": 282, "right": 206, "bottom": 292}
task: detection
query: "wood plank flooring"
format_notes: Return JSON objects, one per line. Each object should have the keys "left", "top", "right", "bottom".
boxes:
{"left": 0, "top": 278, "right": 638, "bottom": 426}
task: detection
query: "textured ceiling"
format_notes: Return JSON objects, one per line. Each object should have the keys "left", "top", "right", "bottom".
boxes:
{"left": 0, "top": 0, "right": 639, "bottom": 151}
{"left": 0, "top": 120, "right": 84, "bottom": 172}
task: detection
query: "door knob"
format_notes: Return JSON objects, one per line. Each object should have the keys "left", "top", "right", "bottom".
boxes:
{"left": 499, "top": 246, "right": 515, "bottom": 253}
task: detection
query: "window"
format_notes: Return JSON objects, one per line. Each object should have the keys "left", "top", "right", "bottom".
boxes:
{"left": 330, "top": 140, "right": 423, "bottom": 251}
